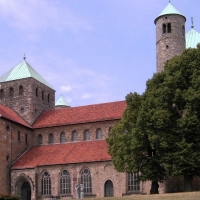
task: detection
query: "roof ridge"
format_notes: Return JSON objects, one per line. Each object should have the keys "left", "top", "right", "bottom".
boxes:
{"left": 155, "top": 2, "right": 185, "bottom": 23}
{"left": 0, "top": 60, "right": 54, "bottom": 90}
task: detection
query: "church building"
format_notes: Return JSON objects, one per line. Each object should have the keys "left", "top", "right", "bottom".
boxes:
{"left": 0, "top": 2, "right": 200, "bottom": 200}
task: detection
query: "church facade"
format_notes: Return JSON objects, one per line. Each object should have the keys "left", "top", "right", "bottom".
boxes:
{"left": 1, "top": 2, "right": 200, "bottom": 200}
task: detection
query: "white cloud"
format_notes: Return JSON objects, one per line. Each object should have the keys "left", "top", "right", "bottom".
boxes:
{"left": 60, "top": 85, "right": 72, "bottom": 92}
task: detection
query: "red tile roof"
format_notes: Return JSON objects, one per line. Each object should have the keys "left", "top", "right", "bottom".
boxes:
{"left": 0, "top": 104, "right": 31, "bottom": 127}
{"left": 12, "top": 140, "right": 111, "bottom": 169}
{"left": 33, "top": 101, "right": 126, "bottom": 128}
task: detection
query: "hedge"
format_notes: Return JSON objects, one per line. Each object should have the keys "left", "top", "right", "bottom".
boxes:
{"left": 0, "top": 195, "right": 21, "bottom": 200}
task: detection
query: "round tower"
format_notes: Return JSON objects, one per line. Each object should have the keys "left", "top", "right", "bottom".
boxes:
{"left": 155, "top": 2, "right": 186, "bottom": 72}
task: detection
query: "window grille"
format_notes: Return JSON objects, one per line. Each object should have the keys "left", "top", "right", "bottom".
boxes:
{"left": 81, "top": 168, "right": 92, "bottom": 194}
{"left": 60, "top": 132, "right": 66, "bottom": 143}
{"left": 72, "top": 131, "right": 78, "bottom": 141}
{"left": 127, "top": 173, "right": 140, "bottom": 192}
{"left": 96, "top": 128, "right": 102, "bottom": 139}
{"left": 42, "top": 171, "right": 51, "bottom": 195}
{"left": 84, "top": 130, "right": 90, "bottom": 141}
{"left": 60, "top": 170, "right": 71, "bottom": 195}
{"left": 49, "top": 133, "right": 54, "bottom": 144}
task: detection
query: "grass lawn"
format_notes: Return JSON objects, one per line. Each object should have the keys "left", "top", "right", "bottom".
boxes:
{"left": 85, "top": 191, "right": 200, "bottom": 200}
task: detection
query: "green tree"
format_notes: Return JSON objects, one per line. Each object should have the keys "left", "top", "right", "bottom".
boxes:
{"left": 107, "top": 45, "right": 200, "bottom": 193}
{"left": 107, "top": 92, "right": 166, "bottom": 194}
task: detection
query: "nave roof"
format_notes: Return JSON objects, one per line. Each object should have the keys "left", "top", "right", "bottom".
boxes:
{"left": 12, "top": 140, "right": 111, "bottom": 169}
{"left": 33, "top": 100, "right": 126, "bottom": 128}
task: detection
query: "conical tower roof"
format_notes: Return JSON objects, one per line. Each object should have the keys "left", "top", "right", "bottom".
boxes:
{"left": 155, "top": 2, "right": 185, "bottom": 23}
{"left": 55, "top": 96, "right": 70, "bottom": 107}
{"left": 0, "top": 60, "right": 54, "bottom": 89}
{"left": 186, "top": 28, "right": 200, "bottom": 48}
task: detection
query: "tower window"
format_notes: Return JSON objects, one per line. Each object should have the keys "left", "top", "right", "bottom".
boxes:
{"left": 36, "top": 88, "right": 38, "bottom": 97}
{"left": 19, "top": 85, "right": 24, "bottom": 96}
{"left": 167, "top": 23, "right": 171, "bottom": 33}
{"left": 0, "top": 89, "right": 4, "bottom": 99}
{"left": 42, "top": 91, "right": 44, "bottom": 100}
{"left": 166, "top": 45, "right": 169, "bottom": 49}
{"left": 162, "top": 24, "right": 166, "bottom": 34}
{"left": 9, "top": 87, "right": 14, "bottom": 99}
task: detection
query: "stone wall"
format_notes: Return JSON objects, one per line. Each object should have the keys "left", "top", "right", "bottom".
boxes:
{"left": 0, "top": 77, "right": 55, "bottom": 125}
{"left": 33, "top": 120, "right": 117, "bottom": 146}
{"left": 155, "top": 14, "right": 186, "bottom": 72}
{"left": 11, "top": 161, "right": 127, "bottom": 199}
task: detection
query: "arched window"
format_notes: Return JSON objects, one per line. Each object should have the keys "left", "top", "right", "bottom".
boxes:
{"left": 127, "top": 173, "right": 140, "bottom": 192}
{"left": 60, "top": 170, "right": 71, "bottom": 195}
{"left": 10, "top": 87, "right": 14, "bottom": 99}
{"left": 38, "top": 134, "right": 43, "bottom": 145}
{"left": 162, "top": 24, "right": 166, "bottom": 34}
{"left": 81, "top": 168, "right": 92, "bottom": 194}
{"left": 60, "top": 132, "right": 66, "bottom": 143}
{"left": 48, "top": 94, "right": 50, "bottom": 103}
{"left": 0, "top": 89, "right": 4, "bottom": 99}
{"left": 42, "top": 91, "right": 44, "bottom": 100}
{"left": 84, "top": 130, "right": 90, "bottom": 141}
{"left": 96, "top": 128, "right": 102, "bottom": 140}
{"left": 19, "top": 85, "right": 24, "bottom": 96}
{"left": 72, "top": 131, "right": 78, "bottom": 142}
{"left": 41, "top": 171, "right": 51, "bottom": 195}
{"left": 18, "top": 131, "right": 20, "bottom": 142}
{"left": 49, "top": 133, "right": 54, "bottom": 144}
{"left": 167, "top": 23, "right": 171, "bottom": 33}
{"left": 36, "top": 88, "right": 38, "bottom": 97}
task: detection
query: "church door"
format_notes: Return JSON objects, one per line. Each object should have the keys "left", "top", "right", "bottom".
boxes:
{"left": 21, "top": 182, "right": 31, "bottom": 200}
{"left": 104, "top": 180, "right": 114, "bottom": 197}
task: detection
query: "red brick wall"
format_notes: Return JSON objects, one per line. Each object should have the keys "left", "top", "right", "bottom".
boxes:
{"left": 0, "top": 118, "right": 32, "bottom": 194}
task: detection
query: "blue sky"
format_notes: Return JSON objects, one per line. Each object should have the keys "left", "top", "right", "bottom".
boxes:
{"left": 0, "top": 0, "right": 200, "bottom": 106}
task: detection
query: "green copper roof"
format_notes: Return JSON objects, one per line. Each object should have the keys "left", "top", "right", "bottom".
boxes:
{"left": 55, "top": 96, "right": 70, "bottom": 107}
{"left": 155, "top": 2, "right": 185, "bottom": 22}
{"left": 186, "top": 29, "right": 200, "bottom": 48}
{"left": 0, "top": 60, "right": 54, "bottom": 89}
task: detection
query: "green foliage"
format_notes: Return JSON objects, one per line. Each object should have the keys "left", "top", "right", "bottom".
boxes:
{"left": 107, "top": 46, "right": 200, "bottom": 188}
{"left": 0, "top": 195, "right": 21, "bottom": 200}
